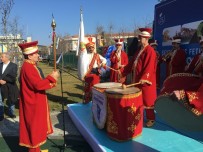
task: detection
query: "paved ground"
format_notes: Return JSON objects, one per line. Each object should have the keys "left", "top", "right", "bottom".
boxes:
{"left": 0, "top": 110, "right": 81, "bottom": 138}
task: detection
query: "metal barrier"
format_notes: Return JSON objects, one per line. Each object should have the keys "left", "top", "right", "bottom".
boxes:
{"left": 49, "top": 51, "right": 78, "bottom": 69}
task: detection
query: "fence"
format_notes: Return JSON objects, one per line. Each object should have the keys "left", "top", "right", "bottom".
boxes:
{"left": 49, "top": 51, "right": 78, "bottom": 69}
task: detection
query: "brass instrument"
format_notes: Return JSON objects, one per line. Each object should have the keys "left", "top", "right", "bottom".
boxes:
{"left": 162, "top": 49, "right": 174, "bottom": 62}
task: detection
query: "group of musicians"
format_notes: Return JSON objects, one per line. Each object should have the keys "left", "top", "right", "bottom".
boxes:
{"left": 83, "top": 27, "right": 203, "bottom": 127}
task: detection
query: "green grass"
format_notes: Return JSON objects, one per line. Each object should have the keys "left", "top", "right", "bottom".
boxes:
{"left": 1, "top": 62, "right": 93, "bottom": 152}
{"left": 14, "top": 62, "right": 84, "bottom": 114}
{"left": 41, "top": 62, "right": 84, "bottom": 111}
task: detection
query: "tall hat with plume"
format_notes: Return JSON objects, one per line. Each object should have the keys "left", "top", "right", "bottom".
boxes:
{"left": 86, "top": 37, "right": 95, "bottom": 48}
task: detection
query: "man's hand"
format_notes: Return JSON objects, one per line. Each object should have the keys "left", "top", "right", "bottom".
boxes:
{"left": 50, "top": 70, "right": 60, "bottom": 81}
{"left": 0, "top": 79, "right": 6, "bottom": 85}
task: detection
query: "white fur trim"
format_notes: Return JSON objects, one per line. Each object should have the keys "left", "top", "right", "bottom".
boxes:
{"left": 23, "top": 46, "right": 38, "bottom": 55}
{"left": 172, "top": 39, "right": 181, "bottom": 43}
{"left": 139, "top": 31, "right": 151, "bottom": 38}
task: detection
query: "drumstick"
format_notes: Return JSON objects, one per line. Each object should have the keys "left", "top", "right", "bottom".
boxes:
{"left": 122, "top": 82, "right": 141, "bottom": 89}
{"left": 105, "top": 65, "right": 118, "bottom": 72}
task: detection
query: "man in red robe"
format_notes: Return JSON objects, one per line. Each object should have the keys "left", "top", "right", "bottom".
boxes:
{"left": 18, "top": 41, "right": 59, "bottom": 152}
{"left": 84, "top": 37, "right": 107, "bottom": 103}
{"left": 120, "top": 28, "right": 157, "bottom": 127}
{"left": 162, "top": 36, "right": 186, "bottom": 77}
{"left": 160, "top": 37, "right": 203, "bottom": 96}
{"left": 110, "top": 38, "right": 128, "bottom": 83}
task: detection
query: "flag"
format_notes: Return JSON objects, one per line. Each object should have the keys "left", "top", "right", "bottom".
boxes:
{"left": 77, "top": 8, "right": 88, "bottom": 80}
{"left": 52, "top": 31, "right": 56, "bottom": 42}
{"left": 56, "top": 37, "right": 60, "bottom": 49}
{"left": 56, "top": 52, "right": 63, "bottom": 64}
{"left": 76, "top": 9, "right": 85, "bottom": 56}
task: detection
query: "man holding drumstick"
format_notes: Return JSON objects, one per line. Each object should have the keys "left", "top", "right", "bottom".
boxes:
{"left": 119, "top": 28, "right": 157, "bottom": 127}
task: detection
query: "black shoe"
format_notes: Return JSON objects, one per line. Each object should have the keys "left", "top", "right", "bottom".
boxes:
{"left": 9, "top": 114, "right": 16, "bottom": 118}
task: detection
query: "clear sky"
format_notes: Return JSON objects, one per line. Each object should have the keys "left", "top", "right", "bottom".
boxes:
{"left": 10, "top": 0, "right": 159, "bottom": 46}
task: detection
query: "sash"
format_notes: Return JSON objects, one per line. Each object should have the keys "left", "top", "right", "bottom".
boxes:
{"left": 86, "top": 53, "right": 98, "bottom": 76}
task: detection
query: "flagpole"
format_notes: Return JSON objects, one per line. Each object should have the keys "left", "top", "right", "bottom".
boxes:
{"left": 51, "top": 16, "right": 57, "bottom": 71}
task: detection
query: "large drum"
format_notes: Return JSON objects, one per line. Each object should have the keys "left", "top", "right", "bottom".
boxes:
{"left": 105, "top": 87, "right": 143, "bottom": 141}
{"left": 92, "top": 82, "right": 122, "bottom": 129}
{"left": 155, "top": 95, "right": 203, "bottom": 132}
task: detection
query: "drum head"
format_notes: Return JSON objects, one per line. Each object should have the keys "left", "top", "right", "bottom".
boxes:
{"left": 94, "top": 82, "right": 122, "bottom": 89}
{"left": 105, "top": 87, "right": 140, "bottom": 95}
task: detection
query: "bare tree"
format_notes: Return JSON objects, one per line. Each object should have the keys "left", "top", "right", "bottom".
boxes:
{"left": 108, "top": 22, "right": 114, "bottom": 39}
{"left": 96, "top": 24, "right": 105, "bottom": 46}
{"left": 96, "top": 24, "right": 104, "bottom": 35}
{"left": 0, "top": 0, "right": 14, "bottom": 35}
{"left": 0, "top": 0, "right": 14, "bottom": 51}
{"left": 9, "top": 16, "right": 24, "bottom": 50}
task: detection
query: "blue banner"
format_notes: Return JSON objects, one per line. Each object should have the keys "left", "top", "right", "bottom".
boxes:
{"left": 154, "top": 0, "right": 203, "bottom": 82}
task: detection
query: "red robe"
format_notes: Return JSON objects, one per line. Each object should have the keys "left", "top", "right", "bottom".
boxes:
{"left": 110, "top": 50, "right": 128, "bottom": 83}
{"left": 165, "top": 48, "right": 186, "bottom": 77}
{"left": 122, "top": 45, "right": 157, "bottom": 120}
{"left": 160, "top": 73, "right": 203, "bottom": 116}
{"left": 179, "top": 84, "right": 203, "bottom": 115}
{"left": 19, "top": 60, "right": 56, "bottom": 148}
{"left": 185, "top": 53, "right": 200, "bottom": 74}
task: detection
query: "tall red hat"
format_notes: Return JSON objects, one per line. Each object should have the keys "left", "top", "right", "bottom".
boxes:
{"left": 115, "top": 38, "right": 124, "bottom": 45}
{"left": 172, "top": 36, "right": 181, "bottom": 43}
{"left": 149, "top": 39, "right": 158, "bottom": 46}
{"left": 199, "top": 36, "right": 203, "bottom": 44}
{"left": 18, "top": 41, "right": 39, "bottom": 55}
{"left": 86, "top": 37, "right": 95, "bottom": 48}
{"left": 139, "top": 28, "right": 152, "bottom": 38}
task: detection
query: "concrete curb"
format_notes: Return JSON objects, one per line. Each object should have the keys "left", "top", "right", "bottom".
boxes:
{"left": 0, "top": 110, "right": 81, "bottom": 138}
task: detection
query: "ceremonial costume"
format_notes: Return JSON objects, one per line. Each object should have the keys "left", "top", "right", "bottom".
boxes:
{"left": 163, "top": 36, "right": 186, "bottom": 77}
{"left": 161, "top": 37, "right": 203, "bottom": 94}
{"left": 177, "top": 84, "right": 203, "bottom": 116}
{"left": 185, "top": 53, "right": 201, "bottom": 74}
{"left": 84, "top": 37, "right": 107, "bottom": 103}
{"left": 122, "top": 28, "right": 157, "bottom": 127}
{"left": 18, "top": 41, "right": 58, "bottom": 152}
{"left": 110, "top": 39, "right": 128, "bottom": 83}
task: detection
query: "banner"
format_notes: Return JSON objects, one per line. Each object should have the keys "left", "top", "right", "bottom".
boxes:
{"left": 77, "top": 9, "right": 89, "bottom": 80}
{"left": 154, "top": 0, "right": 203, "bottom": 82}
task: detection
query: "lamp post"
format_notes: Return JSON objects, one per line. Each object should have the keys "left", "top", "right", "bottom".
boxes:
{"left": 51, "top": 17, "right": 57, "bottom": 71}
